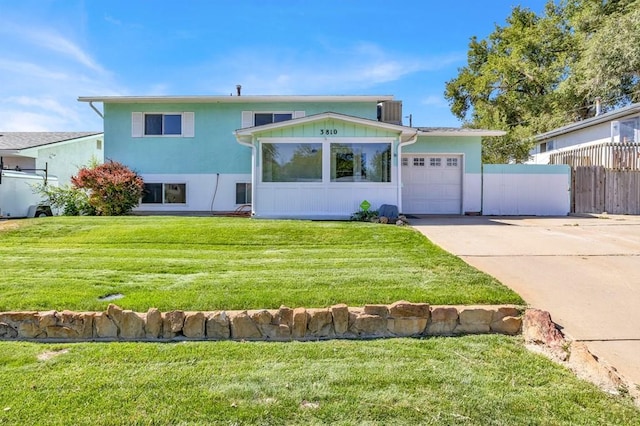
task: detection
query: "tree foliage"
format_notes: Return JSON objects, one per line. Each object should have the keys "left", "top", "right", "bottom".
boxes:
{"left": 71, "top": 160, "right": 144, "bottom": 216}
{"left": 445, "top": 0, "right": 640, "bottom": 163}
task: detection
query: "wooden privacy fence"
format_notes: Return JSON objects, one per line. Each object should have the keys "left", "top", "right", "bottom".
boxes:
{"left": 550, "top": 142, "right": 640, "bottom": 171}
{"left": 572, "top": 167, "right": 640, "bottom": 214}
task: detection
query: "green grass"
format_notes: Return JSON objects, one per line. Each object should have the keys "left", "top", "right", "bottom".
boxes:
{"left": 1, "top": 336, "right": 638, "bottom": 425}
{"left": 0, "top": 216, "right": 522, "bottom": 311}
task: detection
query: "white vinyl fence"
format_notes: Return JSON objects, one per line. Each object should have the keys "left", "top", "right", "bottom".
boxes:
{"left": 482, "top": 164, "right": 570, "bottom": 216}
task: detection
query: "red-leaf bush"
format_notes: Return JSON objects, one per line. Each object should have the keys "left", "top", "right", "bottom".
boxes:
{"left": 71, "top": 160, "right": 144, "bottom": 216}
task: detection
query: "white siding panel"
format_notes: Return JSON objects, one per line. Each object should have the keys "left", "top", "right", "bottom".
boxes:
{"left": 482, "top": 165, "right": 570, "bottom": 215}
{"left": 254, "top": 183, "right": 396, "bottom": 218}
{"left": 131, "top": 112, "right": 143, "bottom": 138}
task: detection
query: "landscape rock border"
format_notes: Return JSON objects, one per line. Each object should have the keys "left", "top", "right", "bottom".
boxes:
{"left": 0, "top": 302, "right": 522, "bottom": 342}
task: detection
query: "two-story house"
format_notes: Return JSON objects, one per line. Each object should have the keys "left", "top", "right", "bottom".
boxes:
{"left": 78, "top": 94, "right": 503, "bottom": 219}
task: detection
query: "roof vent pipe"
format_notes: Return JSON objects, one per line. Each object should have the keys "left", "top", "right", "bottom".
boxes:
{"left": 236, "top": 85, "right": 242, "bottom": 96}
{"left": 595, "top": 97, "right": 601, "bottom": 116}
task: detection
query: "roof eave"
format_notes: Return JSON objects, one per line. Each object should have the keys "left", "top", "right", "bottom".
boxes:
{"left": 535, "top": 103, "right": 640, "bottom": 141}
{"left": 78, "top": 95, "right": 395, "bottom": 104}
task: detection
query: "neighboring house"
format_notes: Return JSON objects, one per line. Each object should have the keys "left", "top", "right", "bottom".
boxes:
{"left": 529, "top": 102, "right": 640, "bottom": 170}
{"left": 0, "top": 132, "right": 104, "bottom": 185}
{"left": 78, "top": 94, "right": 503, "bottom": 219}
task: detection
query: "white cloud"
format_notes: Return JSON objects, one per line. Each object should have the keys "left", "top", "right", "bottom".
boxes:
{"left": 203, "top": 43, "right": 465, "bottom": 96}
{"left": 0, "top": 17, "right": 123, "bottom": 131}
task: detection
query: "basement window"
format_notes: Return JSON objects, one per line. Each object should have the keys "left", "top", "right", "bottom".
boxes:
{"left": 235, "top": 183, "right": 252, "bottom": 204}
{"left": 141, "top": 183, "right": 186, "bottom": 204}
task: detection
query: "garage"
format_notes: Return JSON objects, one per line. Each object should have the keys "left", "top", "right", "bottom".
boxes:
{"left": 401, "top": 154, "right": 462, "bottom": 214}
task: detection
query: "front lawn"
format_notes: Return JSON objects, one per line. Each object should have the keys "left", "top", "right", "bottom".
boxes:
{"left": 1, "top": 336, "right": 638, "bottom": 425}
{"left": 0, "top": 216, "right": 522, "bottom": 312}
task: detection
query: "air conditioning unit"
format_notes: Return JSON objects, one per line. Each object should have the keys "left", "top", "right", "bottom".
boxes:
{"left": 378, "top": 101, "right": 403, "bottom": 125}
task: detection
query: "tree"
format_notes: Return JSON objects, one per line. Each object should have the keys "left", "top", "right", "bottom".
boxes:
{"left": 445, "top": 0, "right": 640, "bottom": 163}
{"left": 71, "top": 160, "right": 144, "bottom": 216}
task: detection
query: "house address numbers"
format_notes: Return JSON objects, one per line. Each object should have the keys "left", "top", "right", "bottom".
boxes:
{"left": 320, "top": 129, "right": 338, "bottom": 135}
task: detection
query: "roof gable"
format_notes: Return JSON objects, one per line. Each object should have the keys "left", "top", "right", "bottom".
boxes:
{"left": 236, "top": 112, "right": 418, "bottom": 142}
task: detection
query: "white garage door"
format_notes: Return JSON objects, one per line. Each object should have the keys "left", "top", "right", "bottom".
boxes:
{"left": 401, "top": 154, "right": 462, "bottom": 214}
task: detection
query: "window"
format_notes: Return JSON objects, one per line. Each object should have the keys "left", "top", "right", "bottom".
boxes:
{"left": 401, "top": 158, "right": 409, "bottom": 167}
{"left": 145, "top": 113, "right": 182, "bottom": 135}
{"left": 620, "top": 119, "right": 638, "bottom": 143}
{"left": 330, "top": 143, "right": 391, "bottom": 182}
{"left": 254, "top": 113, "right": 293, "bottom": 126}
{"left": 413, "top": 157, "right": 425, "bottom": 166}
{"left": 446, "top": 158, "right": 458, "bottom": 167}
{"left": 236, "top": 183, "right": 252, "bottom": 204}
{"left": 241, "top": 111, "right": 305, "bottom": 128}
{"left": 132, "top": 112, "right": 194, "bottom": 137}
{"left": 141, "top": 183, "right": 186, "bottom": 204}
{"left": 429, "top": 158, "right": 442, "bottom": 167}
{"left": 262, "top": 143, "right": 322, "bottom": 182}
{"left": 539, "top": 141, "right": 555, "bottom": 153}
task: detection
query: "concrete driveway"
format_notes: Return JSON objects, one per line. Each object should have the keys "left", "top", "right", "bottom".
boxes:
{"left": 412, "top": 215, "right": 640, "bottom": 388}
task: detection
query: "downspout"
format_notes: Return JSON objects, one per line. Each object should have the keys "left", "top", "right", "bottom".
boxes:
{"left": 397, "top": 132, "right": 418, "bottom": 213}
{"left": 88, "top": 101, "right": 104, "bottom": 119}
{"left": 236, "top": 135, "right": 257, "bottom": 216}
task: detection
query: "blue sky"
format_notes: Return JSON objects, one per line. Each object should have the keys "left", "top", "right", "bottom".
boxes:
{"left": 0, "top": 0, "right": 548, "bottom": 131}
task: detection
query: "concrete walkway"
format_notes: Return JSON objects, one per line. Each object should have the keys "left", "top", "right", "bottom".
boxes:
{"left": 412, "top": 215, "right": 640, "bottom": 388}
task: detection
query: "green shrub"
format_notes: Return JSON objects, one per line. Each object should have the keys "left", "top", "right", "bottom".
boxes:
{"left": 33, "top": 183, "right": 95, "bottom": 216}
{"left": 350, "top": 209, "right": 379, "bottom": 222}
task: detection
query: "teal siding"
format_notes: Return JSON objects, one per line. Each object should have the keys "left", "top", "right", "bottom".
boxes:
{"left": 404, "top": 136, "right": 482, "bottom": 173}
{"left": 104, "top": 102, "right": 378, "bottom": 174}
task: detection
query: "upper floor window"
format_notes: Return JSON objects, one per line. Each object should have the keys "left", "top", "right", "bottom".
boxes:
{"left": 241, "top": 111, "right": 305, "bottom": 128}
{"left": 132, "top": 112, "right": 195, "bottom": 138}
{"left": 254, "top": 113, "right": 293, "bottom": 126}
{"left": 145, "top": 113, "right": 182, "bottom": 135}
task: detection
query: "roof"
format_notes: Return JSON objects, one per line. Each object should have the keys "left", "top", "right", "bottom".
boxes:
{"left": 535, "top": 102, "right": 640, "bottom": 142}
{"left": 0, "top": 132, "right": 102, "bottom": 151}
{"left": 416, "top": 127, "right": 506, "bottom": 137}
{"left": 78, "top": 95, "right": 395, "bottom": 104}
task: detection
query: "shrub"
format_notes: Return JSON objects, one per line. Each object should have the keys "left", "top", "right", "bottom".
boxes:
{"left": 32, "top": 183, "right": 95, "bottom": 216}
{"left": 350, "top": 209, "right": 379, "bottom": 222}
{"left": 71, "top": 160, "right": 144, "bottom": 216}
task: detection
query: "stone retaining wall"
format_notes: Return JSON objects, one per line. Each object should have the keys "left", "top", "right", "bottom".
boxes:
{"left": 0, "top": 302, "right": 523, "bottom": 342}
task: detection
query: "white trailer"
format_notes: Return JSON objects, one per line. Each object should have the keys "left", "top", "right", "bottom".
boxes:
{"left": 0, "top": 170, "right": 58, "bottom": 218}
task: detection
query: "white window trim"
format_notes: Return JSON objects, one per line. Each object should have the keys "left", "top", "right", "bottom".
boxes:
{"left": 131, "top": 112, "right": 195, "bottom": 138}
